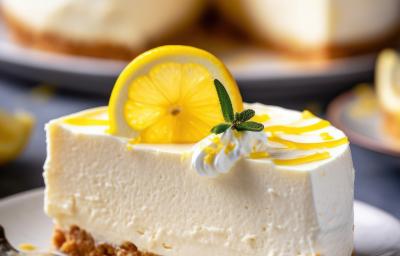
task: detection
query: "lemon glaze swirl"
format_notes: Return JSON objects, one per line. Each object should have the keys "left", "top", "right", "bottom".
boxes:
{"left": 191, "top": 104, "right": 349, "bottom": 176}
{"left": 61, "top": 104, "right": 349, "bottom": 177}
{"left": 191, "top": 129, "right": 268, "bottom": 176}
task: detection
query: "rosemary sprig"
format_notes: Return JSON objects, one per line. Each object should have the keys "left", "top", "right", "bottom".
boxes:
{"left": 211, "top": 79, "right": 264, "bottom": 134}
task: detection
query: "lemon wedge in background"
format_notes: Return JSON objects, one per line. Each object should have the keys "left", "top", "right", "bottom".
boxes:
{"left": 109, "top": 45, "right": 243, "bottom": 143}
{"left": 0, "top": 110, "right": 35, "bottom": 165}
{"left": 376, "top": 49, "right": 400, "bottom": 114}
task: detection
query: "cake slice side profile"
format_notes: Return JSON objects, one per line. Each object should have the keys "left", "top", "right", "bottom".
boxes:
{"left": 376, "top": 49, "right": 400, "bottom": 143}
{"left": 43, "top": 46, "right": 355, "bottom": 255}
{"left": 1, "top": 0, "right": 205, "bottom": 59}
{"left": 216, "top": 0, "right": 400, "bottom": 58}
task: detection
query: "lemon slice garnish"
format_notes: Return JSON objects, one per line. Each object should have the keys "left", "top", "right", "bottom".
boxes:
{"left": 109, "top": 45, "right": 243, "bottom": 143}
{"left": 376, "top": 49, "right": 400, "bottom": 114}
{"left": 0, "top": 110, "right": 35, "bottom": 165}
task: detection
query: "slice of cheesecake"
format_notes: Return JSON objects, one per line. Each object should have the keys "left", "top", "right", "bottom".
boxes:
{"left": 1, "top": 0, "right": 205, "bottom": 59}
{"left": 376, "top": 49, "right": 400, "bottom": 142}
{"left": 44, "top": 104, "right": 354, "bottom": 256}
{"left": 44, "top": 46, "right": 354, "bottom": 255}
{"left": 216, "top": 0, "right": 400, "bottom": 58}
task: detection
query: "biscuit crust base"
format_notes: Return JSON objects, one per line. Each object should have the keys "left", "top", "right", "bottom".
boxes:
{"left": 2, "top": 10, "right": 141, "bottom": 60}
{"left": 53, "top": 226, "right": 157, "bottom": 256}
{"left": 53, "top": 226, "right": 355, "bottom": 256}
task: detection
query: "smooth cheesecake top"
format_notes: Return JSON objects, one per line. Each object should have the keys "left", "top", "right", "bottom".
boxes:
{"left": 53, "top": 102, "right": 349, "bottom": 172}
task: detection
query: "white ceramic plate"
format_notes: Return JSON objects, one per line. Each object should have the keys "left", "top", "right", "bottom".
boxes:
{"left": 0, "top": 16, "right": 384, "bottom": 97}
{"left": 0, "top": 189, "right": 399, "bottom": 255}
{"left": 327, "top": 91, "right": 400, "bottom": 163}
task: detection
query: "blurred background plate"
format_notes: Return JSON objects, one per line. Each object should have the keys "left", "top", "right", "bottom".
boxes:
{"left": 327, "top": 91, "right": 400, "bottom": 164}
{"left": 1, "top": 189, "right": 399, "bottom": 255}
{"left": 0, "top": 17, "right": 380, "bottom": 99}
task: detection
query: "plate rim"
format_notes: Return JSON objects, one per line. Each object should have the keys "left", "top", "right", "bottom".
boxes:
{"left": 327, "top": 90, "right": 400, "bottom": 158}
{"left": 0, "top": 188, "right": 44, "bottom": 208}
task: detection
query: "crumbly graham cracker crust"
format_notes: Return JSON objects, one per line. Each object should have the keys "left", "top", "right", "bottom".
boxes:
{"left": 53, "top": 226, "right": 157, "bottom": 256}
{"left": 1, "top": 6, "right": 202, "bottom": 60}
{"left": 53, "top": 226, "right": 355, "bottom": 256}
{"left": 1, "top": 10, "right": 139, "bottom": 60}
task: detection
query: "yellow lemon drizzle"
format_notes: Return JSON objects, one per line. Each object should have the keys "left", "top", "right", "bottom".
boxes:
{"left": 203, "top": 146, "right": 221, "bottom": 164}
{"left": 126, "top": 137, "right": 141, "bottom": 151}
{"left": 180, "top": 151, "right": 191, "bottom": 162}
{"left": 64, "top": 109, "right": 108, "bottom": 126}
{"left": 204, "top": 153, "right": 215, "bottom": 164}
{"left": 269, "top": 136, "right": 348, "bottom": 150}
{"left": 301, "top": 110, "right": 316, "bottom": 119}
{"left": 211, "top": 136, "right": 221, "bottom": 144}
{"left": 64, "top": 118, "right": 109, "bottom": 126}
{"left": 249, "top": 151, "right": 270, "bottom": 159}
{"left": 224, "top": 142, "right": 236, "bottom": 154}
{"left": 320, "top": 132, "right": 334, "bottom": 140}
{"left": 264, "top": 120, "right": 330, "bottom": 134}
{"left": 273, "top": 152, "right": 331, "bottom": 166}
{"left": 233, "top": 129, "right": 242, "bottom": 138}
{"left": 251, "top": 114, "right": 270, "bottom": 123}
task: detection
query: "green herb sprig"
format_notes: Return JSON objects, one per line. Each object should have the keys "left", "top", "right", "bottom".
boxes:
{"left": 211, "top": 79, "right": 264, "bottom": 134}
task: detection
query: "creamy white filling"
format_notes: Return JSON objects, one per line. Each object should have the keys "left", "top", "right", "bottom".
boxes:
{"left": 376, "top": 50, "right": 400, "bottom": 114}
{"left": 44, "top": 104, "right": 354, "bottom": 256}
{"left": 1, "top": 0, "right": 202, "bottom": 49}
{"left": 221, "top": 0, "right": 400, "bottom": 49}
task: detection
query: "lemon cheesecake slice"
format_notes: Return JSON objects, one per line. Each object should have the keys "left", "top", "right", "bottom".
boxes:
{"left": 216, "top": 0, "right": 400, "bottom": 58}
{"left": 44, "top": 46, "right": 354, "bottom": 255}
{"left": 1, "top": 0, "right": 204, "bottom": 59}
{"left": 376, "top": 49, "right": 400, "bottom": 141}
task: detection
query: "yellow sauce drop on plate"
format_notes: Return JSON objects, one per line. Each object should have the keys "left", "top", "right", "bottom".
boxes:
{"left": 19, "top": 243, "right": 37, "bottom": 252}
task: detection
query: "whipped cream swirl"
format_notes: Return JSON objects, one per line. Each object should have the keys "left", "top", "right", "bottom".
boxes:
{"left": 191, "top": 129, "right": 268, "bottom": 176}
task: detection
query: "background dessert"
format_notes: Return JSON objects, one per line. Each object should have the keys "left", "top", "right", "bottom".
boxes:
{"left": 0, "top": 0, "right": 205, "bottom": 59}
{"left": 2, "top": 0, "right": 400, "bottom": 59}
{"left": 376, "top": 49, "right": 400, "bottom": 142}
{"left": 215, "top": 0, "right": 400, "bottom": 58}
